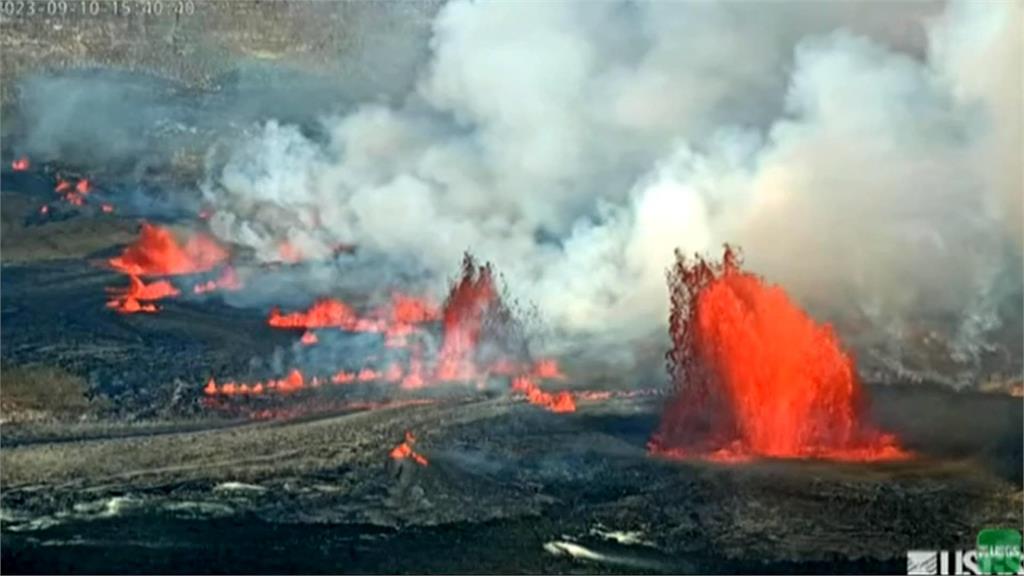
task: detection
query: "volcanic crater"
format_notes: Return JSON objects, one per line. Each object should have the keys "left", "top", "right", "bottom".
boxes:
{"left": 1, "top": 159, "right": 1021, "bottom": 574}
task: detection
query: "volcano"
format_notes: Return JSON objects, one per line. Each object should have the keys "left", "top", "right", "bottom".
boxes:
{"left": 2, "top": 1, "right": 1022, "bottom": 573}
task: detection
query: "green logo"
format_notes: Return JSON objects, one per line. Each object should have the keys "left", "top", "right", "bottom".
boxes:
{"left": 977, "top": 528, "right": 1022, "bottom": 575}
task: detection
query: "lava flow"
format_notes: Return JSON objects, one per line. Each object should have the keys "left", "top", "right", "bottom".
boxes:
{"left": 108, "top": 222, "right": 229, "bottom": 276}
{"left": 11, "top": 156, "right": 30, "bottom": 171}
{"left": 512, "top": 375, "right": 576, "bottom": 413}
{"left": 106, "top": 274, "right": 181, "bottom": 314}
{"left": 389, "top": 431, "right": 429, "bottom": 466}
{"left": 268, "top": 298, "right": 359, "bottom": 329}
{"left": 648, "top": 246, "right": 908, "bottom": 462}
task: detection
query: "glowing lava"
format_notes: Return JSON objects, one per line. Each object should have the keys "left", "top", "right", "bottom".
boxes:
{"left": 435, "top": 254, "right": 499, "bottom": 381}
{"left": 106, "top": 274, "right": 181, "bottom": 314}
{"left": 389, "top": 431, "right": 429, "bottom": 466}
{"left": 109, "top": 222, "right": 229, "bottom": 276}
{"left": 11, "top": 156, "right": 29, "bottom": 171}
{"left": 211, "top": 253, "right": 573, "bottom": 413}
{"left": 53, "top": 177, "right": 92, "bottom": 208}
{"left": 204, "top": 369, "right": 307, "bottom": 396}
{"left": 512, "top": 375, "right": 576, "bottom": 413}
{"left": 268, "top": 298, "right": 359, "bottom": 329}
{"left": 648, "top": 246, "right": 908, "bottom": 462}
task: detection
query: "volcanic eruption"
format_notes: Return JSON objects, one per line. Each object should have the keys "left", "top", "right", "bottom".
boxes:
{"left": 108, "top": 222, "right": 229, "bottom": 276}
{"left": 203, "top": 253, "right": 573, "bottom": 412}
{"left": 649, "top": 246, "right": 908, "bottom": 462}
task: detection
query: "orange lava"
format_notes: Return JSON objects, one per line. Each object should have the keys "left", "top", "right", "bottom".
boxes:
{"left": 193, "top": 266, "right": 242, "bottom": 294}
{"left": 11, "top": 156, "right": 30, "bottom": 171}
{"left": 435, "top": 255, "right": 498, "bottom": 381}
{"left": 204, "top": 369, "right": 307, "bottom": 396}
{"left": 648, "top": 246, "right": 908, "bottom": 462}
{"left": 268, "top": 293, "right": 440, "bottom": 353}
{"left": 39, "top": 205, "right": 49, "bottom": 215}
{"left": 109, "top": 222, "right": 229, "bottom": 276}
{"left": 512, "top": 375, "right": 576, "bottom": 413}
{"left": 101, "top": 203, "right": 115, "bottom": 213}
{"left": 389, "top": 431, "right": 429, "bottom": 466}
{"left": 52, "top": 177, "right": 93, "bottom": 208}
{"left": 210, "top": 253, "right": 574, "bottom": 413}
{"left": 269, "top": 298, "right": 359, "bottom": 329}
{"left": 106, "top": 274, "right": 180, "bottom": 314}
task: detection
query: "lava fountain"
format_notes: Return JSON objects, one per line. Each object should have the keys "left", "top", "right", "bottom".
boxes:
{"left": 648, "top": 246, "right": 908, "bottom": 462}
{"left": 108, "top": 222, "right": 229, "bottom": 276}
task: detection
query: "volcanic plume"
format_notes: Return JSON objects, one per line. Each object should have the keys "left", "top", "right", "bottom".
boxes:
{"left": 108, "top": 222, "right": 229, "bottom": 276}
{"left": 649, "top": 246, "right": 908, "bottom": 462}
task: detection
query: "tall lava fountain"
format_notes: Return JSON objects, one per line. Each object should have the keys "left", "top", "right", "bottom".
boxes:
{"left": 649, "top": 246, "right": 909, "bottom": 462}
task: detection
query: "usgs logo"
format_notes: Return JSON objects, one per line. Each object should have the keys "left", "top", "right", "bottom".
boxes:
{"left": 907, "top": 550, "right": 1024, "bottom": 575}
{"left": 909, "top": 529, "right": 1023, "bottom": 575}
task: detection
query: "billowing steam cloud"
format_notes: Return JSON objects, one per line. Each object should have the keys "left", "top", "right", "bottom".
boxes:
{"left": 14, "top": 1, "right": 1017, "bottom": 386}
{"left": 199, "top": 0, "right": 1021, "bottom": 386}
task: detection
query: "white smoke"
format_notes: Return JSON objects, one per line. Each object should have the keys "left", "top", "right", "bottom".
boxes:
{"left": 202, "top": 0, "right": 1022, "bottom": 385}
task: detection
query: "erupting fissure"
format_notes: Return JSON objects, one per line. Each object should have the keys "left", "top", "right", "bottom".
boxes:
{"left": 208, "top": 254, "right": 574, "bottom": 413}
{"left": 108, "top": 222, "right": 229, "bottom": 276}
{"left": 648, "top": 246, "right": 908, "bottom": 462}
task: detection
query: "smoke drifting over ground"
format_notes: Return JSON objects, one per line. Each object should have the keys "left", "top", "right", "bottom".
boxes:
{"left": 17, "top": 1, "right": 1023, "bottom": 386}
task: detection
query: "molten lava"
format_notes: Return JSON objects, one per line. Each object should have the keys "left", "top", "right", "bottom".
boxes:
{"left": 106, "top": 274, "right": 181, "bottom": 314}
{"left": 109, "top": 222, "right": 229, "bottom": 276}
{"left": 512, "top": 375, "right": 576, "bottom": 413}
{"left": 204, "top": 369, "right": 308, "bottom": 396}
{"left": 268, "top": 298, "right": 359, "bottom": 329}
{"left": 211, "top": 253, "right": 573, "bottom": 414}
{"left": 649, "top": 246, "right": 908, "bottom": 462}
{"left": 52, "top": 177, "right": 93, "bottom": 208}
{"left": 11, "top": 156, "right": 30, "bottom": 171}
{"left": 435, "top": 254, "right": 499, "bottom": 381}
{"left": 389, "top": 431, "right": 429, "bottom": 466}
